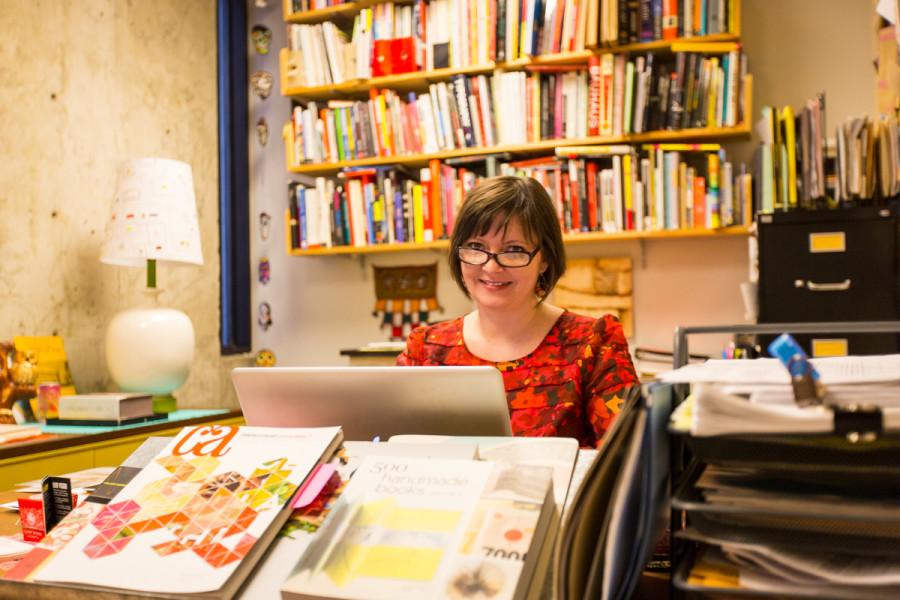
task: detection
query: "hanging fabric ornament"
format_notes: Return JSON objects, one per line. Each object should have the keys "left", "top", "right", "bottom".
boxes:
{"left": 250, "top": 71, "right": 273, "bottom": 100}
{"left": 372, "top": 264, "right": 442, "bottom": 340}
{"left": 250, "top": 25, "right": 272, "bottom": 55}
{"left": 259, "top": 211, "right": 271, "bottom": 240}
{"left": 258, "top": 256, "right": 270, "bottom": 285}
{"left": 256, "top": 117, "right": 269, "bottom": 147}
{"left": 258, "top": 301, "right": 273, "bottom": 331}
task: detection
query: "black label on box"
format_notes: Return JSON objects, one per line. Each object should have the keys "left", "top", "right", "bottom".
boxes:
{"left": 41, "top": 476, "right": 74, "bottom": 532}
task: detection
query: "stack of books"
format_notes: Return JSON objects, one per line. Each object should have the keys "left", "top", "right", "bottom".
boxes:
{"left": 53, "top": 392, "right": 158, "bottom": 426}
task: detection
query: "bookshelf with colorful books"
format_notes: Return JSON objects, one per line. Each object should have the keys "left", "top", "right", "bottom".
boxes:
{"left": 280, "top": 0, "right": 755, "bottom": 256}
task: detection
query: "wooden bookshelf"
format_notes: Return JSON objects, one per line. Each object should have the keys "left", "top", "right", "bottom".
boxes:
{"left": 285, "top": 224, "right": 752, "bottom": 256}
{"left": 282, "top": 73, "right": 753, "bottom": 174}
{"left": 284, "top": 122, "right": 752, "bottom": 174}
{"left": 283, "top": 0, "right": 412, "bottom": 24}
{"left": 280, "top": 34, "right": 742, "bottom": 99}
{"left": 280, "top": 49, "right": 496, "bottom": 99}
{"left": 281, "top": 0, "right": 751, "bottom": 257}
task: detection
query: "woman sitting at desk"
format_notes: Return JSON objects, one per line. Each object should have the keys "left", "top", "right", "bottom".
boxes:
{"left": 397, "top": 176, "right": 639, "bottom": 448}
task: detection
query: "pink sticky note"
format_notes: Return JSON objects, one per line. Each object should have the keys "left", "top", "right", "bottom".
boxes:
{"left": 292, "top": 464, "right": 337, "bottom": 509}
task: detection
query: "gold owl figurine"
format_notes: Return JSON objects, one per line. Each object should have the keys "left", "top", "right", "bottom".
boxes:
{"left": 0, "top": 342, "right": 15, "bottom": 421}
{"left": 255, "top": 349, "right": 277, "bottom": 367}
{"left": 11, "top": 350, "right": 37, "bottom": 386}
{"left": 0, "top": 344, "right": 37, "bottom": 423}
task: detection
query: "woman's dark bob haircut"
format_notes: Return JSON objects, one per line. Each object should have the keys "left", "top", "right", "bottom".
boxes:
{"left": 448, "top": 175, "right": 566, "bottom": 300}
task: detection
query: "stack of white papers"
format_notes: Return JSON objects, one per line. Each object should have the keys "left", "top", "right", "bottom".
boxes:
{"left": 663, "top": 356, "right": 900, "bottom": 437}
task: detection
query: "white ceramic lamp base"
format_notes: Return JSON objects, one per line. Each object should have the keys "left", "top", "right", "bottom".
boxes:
{"left": 105, "top": 307, "right": 194, "bottom": 414}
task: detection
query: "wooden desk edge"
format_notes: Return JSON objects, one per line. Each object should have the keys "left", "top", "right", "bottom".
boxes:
{"left": 0, "top": 409, "right": 244, "bottom": 461}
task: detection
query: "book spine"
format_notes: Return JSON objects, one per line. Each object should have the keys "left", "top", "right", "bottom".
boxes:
{"left": 466, "top": 77, "right": 485, "bottom": 148}
{"left": 452, "top": 75, "right": 476, "bottom": 148}
{"left": 298, "top": 186, "right": 309, "bottom": 248}
{"left": 652, "top": 0, "right": 662, "bottom": 40}
{"left": 288, "top": 183, "right": 300, "bottom": 250}
{"left": 609, "top": 158, "right": 621, "bottom": 230}
{"left": 495, "top": 0, "right": 506, "bottom": 61}
{"left": 600, "top": 54, "right": 614, "bottom": 136}
{"left": 622, "top": 153, "right": 634, "bottom": 230}
{"left": 58, "top": 399, "right": 124, "bottom": 422}
{"left": 412, "top": 182, "right": 425, "bottom": 242}
{"left": 573, "top": 159, "right": 586, "bottom": 232}
{"left": 586, "top": 55, "right": 601, "bottom": 136}
{"left": 707, "top": 151, "right": 720, "bottom": 228}
{"left": 661, "top": 0, "right": 678, "bottom": 39}
{"left": 618, "top": 0, "right": 629, "bottom": 45}
{"left": 586, "top": 160, "right": 599, "bottom": 230}
{"left": 668, "top": 52, "right": 686, "bottom": 130}
{"left": 638, "top": 0, "right": 653, "bottom": 41}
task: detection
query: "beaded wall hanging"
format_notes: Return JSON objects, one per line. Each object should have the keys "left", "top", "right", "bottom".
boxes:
{"left": 372, "top": 264, "right": 442, "bottom": 340}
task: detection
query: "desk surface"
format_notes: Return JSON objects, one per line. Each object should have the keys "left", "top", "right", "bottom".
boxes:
{"left": 0, "top": 490, "right": 26, "bottom": 538}
{"left": 0, "top": 409, "right": 242, "bottom": 461}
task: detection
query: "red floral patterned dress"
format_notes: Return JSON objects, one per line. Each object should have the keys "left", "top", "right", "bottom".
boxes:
{"left": 396, "top": 311, "right": 639, "bottom": 448}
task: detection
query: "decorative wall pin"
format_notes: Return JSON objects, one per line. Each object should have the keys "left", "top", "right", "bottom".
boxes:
{"left": 255, "top": 348, "right": 277, "bottom": 367}
{"left": 250, "top": 25, "right": 272, "bottom": 55}
{"left": 256, "top": 117, "right": 269, "bottom": 147}
{"left": 259, "top": 211, "right": 271, "bottom": 240}
{"left": 250, "top": 71, "right": 273, "bottom": 100}
{"left": 258, "top": 256, "right": 271, "bottom": 285}
{"left": 258, "top": 301, "right": 273, "bottom": 331}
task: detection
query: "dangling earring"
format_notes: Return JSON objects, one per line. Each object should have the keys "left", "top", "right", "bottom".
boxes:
{"left": 535, "top": 272, "right": 548, "bottom": 297}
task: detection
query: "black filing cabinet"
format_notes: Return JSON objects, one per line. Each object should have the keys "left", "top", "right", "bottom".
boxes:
{"left": 757, "top": 207, "right": 899, "bottom": 355}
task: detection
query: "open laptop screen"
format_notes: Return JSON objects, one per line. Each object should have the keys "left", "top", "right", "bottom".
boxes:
{"left": 231, "top": 366, "right": 512, "bottom": 440}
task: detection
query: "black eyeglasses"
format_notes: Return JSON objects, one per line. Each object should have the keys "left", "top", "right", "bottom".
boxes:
{"left": 457, "top": 246, "right": 540, "bottom": 268}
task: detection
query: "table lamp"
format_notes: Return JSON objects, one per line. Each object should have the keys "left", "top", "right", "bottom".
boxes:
{"left": 100, "top": 158, "right": 203, "bottom": 414}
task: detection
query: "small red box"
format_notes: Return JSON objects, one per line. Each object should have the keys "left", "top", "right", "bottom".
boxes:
{"left": 372, "top": 37, "right": 416, "bottom": 77}
{"left": 391, "top": 37, "right": 415, "bottom": 74}
{"left": 17, "top": 493, "right": 78, "bottom": 543}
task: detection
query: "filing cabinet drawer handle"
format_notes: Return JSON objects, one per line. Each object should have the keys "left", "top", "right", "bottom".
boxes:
{"left": 793, "top": 278, "right": 852, "bottom": 291}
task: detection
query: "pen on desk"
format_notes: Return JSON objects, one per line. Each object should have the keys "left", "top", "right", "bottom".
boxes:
{"left": 767, "top": 333, "right": 826, "bottom": 405}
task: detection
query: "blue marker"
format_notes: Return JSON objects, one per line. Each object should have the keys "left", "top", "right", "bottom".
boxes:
{"left": 768, "top": 333, "right": 826, "bottom": 405}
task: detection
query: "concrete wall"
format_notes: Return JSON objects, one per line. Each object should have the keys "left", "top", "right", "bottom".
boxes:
{"left": 0, "top": 0, "right": 881, "bottom": 408}
{"left": 0, "top": 0, "right": 242, "bottom": 408}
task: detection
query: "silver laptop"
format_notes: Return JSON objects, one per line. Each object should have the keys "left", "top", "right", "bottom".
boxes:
{"left": 231, "top": 366, "right": 512, "bottom": 440}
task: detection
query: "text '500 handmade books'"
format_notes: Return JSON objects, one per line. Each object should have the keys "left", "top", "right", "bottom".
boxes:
{"left": 20, "top": 425, "right": 342, "bottom": 598}
{"left": 281, "top": 455, "right": 555, "bottom": 600}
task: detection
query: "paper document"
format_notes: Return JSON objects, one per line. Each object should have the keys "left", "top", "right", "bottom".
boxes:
{"left": 660, "top": 355, "right": 900, "bottom": 386}
{"left": 670, "top": 385, "right": 900, "bottom": 437}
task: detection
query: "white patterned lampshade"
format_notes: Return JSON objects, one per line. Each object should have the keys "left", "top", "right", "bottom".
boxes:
{"left": 100, "top": 157, "right": 202, "bottom": 414}
{"left": 101, "top": 158, "right": 203, "bottom": 267}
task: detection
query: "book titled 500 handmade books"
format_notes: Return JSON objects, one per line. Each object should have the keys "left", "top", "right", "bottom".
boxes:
{"left": 281, "top": 455, "right": 554, "bottom": 600}
{"left": 25, "top": 425, "right": 342, "bottom": 598}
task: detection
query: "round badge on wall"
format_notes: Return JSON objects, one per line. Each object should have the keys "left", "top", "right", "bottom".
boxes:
{"left": 250, "top": 71, "right": 274, "bottom": 100}
{"left": 256, "top": 117, "right": 269, "bottom": 147}
{"left": 258, "top": 256, "right": 271, "bottom": 285}
{"left": 255, "top": 348, "right": 277, "bottom": 367}
{"left": 251, "top": 25, "right": 272, "bottom": 55}
{"left": 258, "top": 302, "right": 273, "bottom": 331}
{"left": 259, "top": 211, "right": 271, "bottom": 240}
